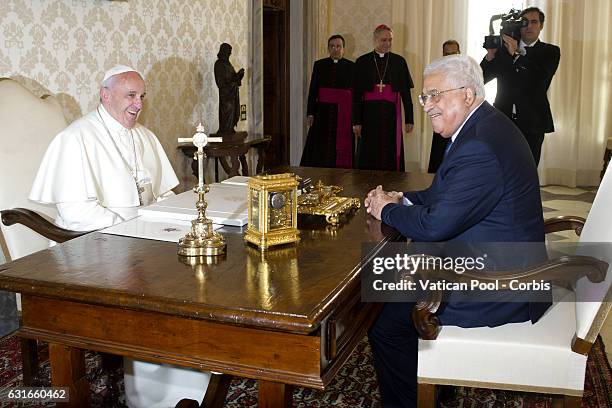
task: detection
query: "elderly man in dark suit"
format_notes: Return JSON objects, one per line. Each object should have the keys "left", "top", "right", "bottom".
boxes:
{"left": 364, "top": 54, "right": 549, "bottom": 408}
{"left": 481, "top": 6, "right": 560, "bottom": 166}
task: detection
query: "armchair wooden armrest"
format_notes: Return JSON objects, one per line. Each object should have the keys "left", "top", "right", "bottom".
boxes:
{"left": 175, "top": 399, "right": 199, "bottom": 408}
{"left": 544, "top": 215, "right": 585, "bottom": 236}
{"left": 412, "top": 254, "right": 608, "bottom": 340}
{"left": 413, "top": 216, "right": 594, "bottom": 341}
{"left": 1, "top": 208, "right": 90, "bottom": 243}
{"left": 175, "top": 373, "right": 232, "bottom": 408}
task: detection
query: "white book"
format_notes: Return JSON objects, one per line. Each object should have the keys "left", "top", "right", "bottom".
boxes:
{"left": 100, "top": 216, "right": 221, "bottom": 242}
{"left": 221, "top": 175, "right": 251, "bottom": 186}
{"left": 138, "top": 184, "right": 248, "bottom": 226}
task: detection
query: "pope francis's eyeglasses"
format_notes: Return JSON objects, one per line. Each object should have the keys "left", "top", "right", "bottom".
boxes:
{"left": 418, "top": 86, "right": 465, "bottom": 106}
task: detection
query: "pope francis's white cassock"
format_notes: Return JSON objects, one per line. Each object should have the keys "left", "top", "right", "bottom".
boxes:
{"left": 29, "top": 66, "right": 211, "bottom": 408}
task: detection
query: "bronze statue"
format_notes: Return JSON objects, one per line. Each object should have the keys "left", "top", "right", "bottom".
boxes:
{"left": 214, "top": 43, "right": 244, "bottom": 134}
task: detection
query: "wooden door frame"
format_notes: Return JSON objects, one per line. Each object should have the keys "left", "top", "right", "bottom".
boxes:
{"left": 262, "top": 0, "right": 290, "bottom": 167}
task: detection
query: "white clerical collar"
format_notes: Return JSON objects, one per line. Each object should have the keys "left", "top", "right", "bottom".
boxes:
{"left": 97, "top": 104, "right": 131, "bottom": 136}
{"left": 332, "top": 58, "right": 339, "bottom": 63}
{"left": 450, "top": 100, "right": 485, "bottom": 143}
{"left": 376, "top": 51, "right": 386, "bottom": 57}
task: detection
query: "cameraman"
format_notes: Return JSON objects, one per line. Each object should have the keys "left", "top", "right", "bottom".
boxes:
{"left": 481, "top": 7, "right": 560, "bottom": 166}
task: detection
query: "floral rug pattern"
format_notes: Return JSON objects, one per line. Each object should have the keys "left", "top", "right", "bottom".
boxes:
{"left": 0, "top": 334, "right": 610, "bottom": 407}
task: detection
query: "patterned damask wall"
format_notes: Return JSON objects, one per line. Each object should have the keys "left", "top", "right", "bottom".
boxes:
{"left": 0, "top": 0, "right": 249, "bottom": 188}
{"left": 327, "top": 0, "right": 392, "bottom": 60}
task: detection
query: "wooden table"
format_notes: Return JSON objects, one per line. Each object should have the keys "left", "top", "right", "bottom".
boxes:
{"left": 0, "top": 167, "right": 432, "bottom": 407}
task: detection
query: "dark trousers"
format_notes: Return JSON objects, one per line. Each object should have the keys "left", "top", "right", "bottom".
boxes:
{"left": 368, "top": 302, "right": 418, "bottom": 408}
{"left": 523, "top": 131, "right": 545, "bottom": 166}
{"left": 512, "top": 118, "right": 545, "bottom": 166}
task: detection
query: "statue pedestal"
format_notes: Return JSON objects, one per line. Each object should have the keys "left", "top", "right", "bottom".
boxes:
{"left": 178, "top": 132, "right": 271, "bottom": 182}
{"left": 209, "top": 131, "right": 247, "bottom": 143}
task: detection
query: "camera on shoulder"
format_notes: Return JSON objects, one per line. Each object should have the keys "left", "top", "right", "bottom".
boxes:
{"left": 483, "top": 8, "right": 527, "bottom": 50}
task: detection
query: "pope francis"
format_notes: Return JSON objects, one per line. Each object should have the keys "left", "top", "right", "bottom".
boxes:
{"left": 29, "top": 65, "right": 211, "bottom": 407}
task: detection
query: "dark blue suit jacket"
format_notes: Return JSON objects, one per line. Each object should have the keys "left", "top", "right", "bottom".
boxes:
{"left": 380, "top": 101, "right": 549, "bottom": 326}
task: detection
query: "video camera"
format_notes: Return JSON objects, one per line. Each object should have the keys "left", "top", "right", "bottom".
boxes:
{"left": 482, "top": 8, "right": 528, "bottom": 50}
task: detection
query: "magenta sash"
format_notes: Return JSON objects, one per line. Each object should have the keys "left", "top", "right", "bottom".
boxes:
{"left": 363, "top": 85, "right": 402, "bottom": 171}
{"left": 318, "top": 87, "right": 353, "bottom": 168}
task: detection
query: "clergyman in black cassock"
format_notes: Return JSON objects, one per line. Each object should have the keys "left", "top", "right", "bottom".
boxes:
{"left": 352, "top": 25, "right": 414, "bottom": 171}
{"left": 301, "top": 35, "right": 355, "bottom": 168}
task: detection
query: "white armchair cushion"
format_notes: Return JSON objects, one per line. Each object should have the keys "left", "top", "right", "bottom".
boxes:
{"left": 418, "top": 290, "right": 587, "bottom": 395}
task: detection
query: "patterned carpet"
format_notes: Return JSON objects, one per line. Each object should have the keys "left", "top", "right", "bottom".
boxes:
{"left": 0, "top": 333, "right": 611, "bottom": 407}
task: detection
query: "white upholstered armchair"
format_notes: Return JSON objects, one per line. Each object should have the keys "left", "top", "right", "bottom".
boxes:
{"left": 413, "top": 170, "right": 612, "bottom": 407}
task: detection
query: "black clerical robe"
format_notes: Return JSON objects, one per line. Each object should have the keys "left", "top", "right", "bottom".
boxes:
{"left": 427, "top": 132, "right": 450, "bottom": 173}
{"left": 353, "top": 51, "right": 414, "bottom": 171}
{"left": 300, "top": 57, "right": 355, "bottom": 168}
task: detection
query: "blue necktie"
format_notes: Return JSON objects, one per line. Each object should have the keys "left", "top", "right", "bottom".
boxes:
{"left": 444, "top": 140, "right": 454, "bottom": 157}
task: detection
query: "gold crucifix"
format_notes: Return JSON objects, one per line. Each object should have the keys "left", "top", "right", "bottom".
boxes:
{"left": 176, "top": 123, "right": 226, "bottom": 257}
{"left": 377, "top": 81, "right": 386, "bottom": 92}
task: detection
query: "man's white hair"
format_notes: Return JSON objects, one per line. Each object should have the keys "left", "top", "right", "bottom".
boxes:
{"left": 424, "top": 54, "right": 485, "bottom": 101}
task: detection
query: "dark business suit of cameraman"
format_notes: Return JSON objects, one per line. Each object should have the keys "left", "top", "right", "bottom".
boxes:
{"left": 480, "top": 7, "right": 560, "bottom": 166}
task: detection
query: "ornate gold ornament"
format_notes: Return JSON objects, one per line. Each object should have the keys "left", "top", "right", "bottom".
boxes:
{"left": 244, "top": 173, "right": 300, "bottom": 250}
{"left": 297, "top": 180, "right": 361, "bottom": 225}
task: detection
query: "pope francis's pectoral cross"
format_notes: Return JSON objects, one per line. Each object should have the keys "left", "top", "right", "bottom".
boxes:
{"left": 377, "top": 81, "right": 386, "bottom": 93}
{"left": 177, "top": 123, "right": 223, "bottom": 191}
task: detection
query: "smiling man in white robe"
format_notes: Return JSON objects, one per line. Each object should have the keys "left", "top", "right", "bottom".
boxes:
{"left": 29, "top": 65, "right": 211, "bottom": 408}
{"left": 30, "top": 65, "right": 178, "bottom": 231}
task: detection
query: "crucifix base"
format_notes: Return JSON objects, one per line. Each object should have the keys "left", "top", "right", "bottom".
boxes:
{"left": 177, "top": 187, "right": 226, "bottom": 257}
{"left": 178, "top": 226, "right": 226, "bottom": 256}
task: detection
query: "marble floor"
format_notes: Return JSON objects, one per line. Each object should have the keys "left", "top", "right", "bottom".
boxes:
{"left": 540, "top": 185, "right": 612, "bottom": 364}
{"left": 541, "top": 185, "right": 596, "bottom": 241}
